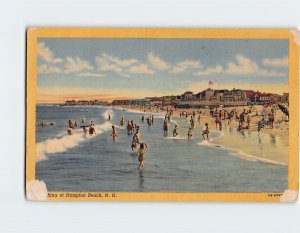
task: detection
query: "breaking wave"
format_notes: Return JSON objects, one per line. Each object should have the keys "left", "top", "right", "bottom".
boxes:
{"left": 36, "top": 121, "right": 112, "bottom": 162}
{"left": 101, "top": 109, "right": 114, "bottom": 120}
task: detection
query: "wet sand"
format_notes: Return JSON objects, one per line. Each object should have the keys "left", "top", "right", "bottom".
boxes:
{"left": 114, "top": 104, "right": 289, "bottom": 165}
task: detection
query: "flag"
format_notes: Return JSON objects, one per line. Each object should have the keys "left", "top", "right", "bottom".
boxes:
{"left": 208, "top": 81, "right": 214, "bottom": 85}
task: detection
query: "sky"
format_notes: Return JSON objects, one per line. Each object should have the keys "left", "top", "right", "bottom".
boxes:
{"left": 37, "top": 38, "right": 289, "bottom": 103}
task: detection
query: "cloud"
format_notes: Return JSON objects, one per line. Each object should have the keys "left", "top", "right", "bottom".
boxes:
{"left": 148, "top": 52, "right": 170, "bottom": 70}
{"left": 100, "top": 53, "right": 138, "bottom": 67}
{"left": 193, "top": 54, "right": 285, "bottom": 78}
{"left": 226, "top": 54, "right": 260, "bottom": 75}
{"left": 96, "top": 55, "right": 129, "bottom": 77}
{"left": 76, "top": 72, "right": 106, "bottom": 78}
{"left": 128, "top": 64, "right": 155, "bottom": 74}
{"left": 262, "top": 56, "right": 288, "bottom": 67}
{"left": 64, "top": 56, "right": 94, "bottom": 74}
{"left": 37, "top": 42, "right": 63, "bottom": 64}
{"left": 225, "top": 54, "right": 285, "bottom": 77}
{"left": 170, "top": 60, "right": 203, "bottom": 73}
{"left": 38, "top": 64, "right": 62, "bottom": 74}
{"left": 194, "top": 65, "right": 224, "bottom": 76}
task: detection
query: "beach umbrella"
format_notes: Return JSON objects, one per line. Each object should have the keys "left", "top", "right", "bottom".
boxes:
{"left": 205, "top": 106, "right": 209, "bottom": 108}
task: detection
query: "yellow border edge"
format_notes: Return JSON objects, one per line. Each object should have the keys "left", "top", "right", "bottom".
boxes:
{"left": 26, "top": 28, "right": 299, "bottom": 202}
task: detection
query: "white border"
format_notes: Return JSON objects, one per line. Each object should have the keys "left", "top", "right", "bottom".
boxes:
{"left": 0, "top": 0, "right": 300, "bottom": 232}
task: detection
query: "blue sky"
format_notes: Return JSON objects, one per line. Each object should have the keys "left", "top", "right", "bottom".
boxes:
{"left": 37, "top": 38, "right": 288, "bottom": 102}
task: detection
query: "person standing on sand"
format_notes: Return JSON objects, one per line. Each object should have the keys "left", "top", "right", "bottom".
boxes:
{"left": 187, "top": 127, "right": 193, "bottom": 139}
{"left": 142, "top": 115, "right": 144, "bottom": 123}
{"left": 270, "top": 112, "right": 275, "bottom": 129}
{"left": 239, "top": 112, "right": 245, "bottom": 127}
{"left": 218, "top": 120, "right": 222, "bottom": 131}
{"left": 202, "top": 123, "right": 209, "bottom": 140}
{"left": 197, "top": 114, "right": 201, "bottom": 124}
{"left": 257, "top": 118, "right": 264, "bottom": 135}
{"left": 151, "top": 115, "right": 154, "bottom": 124}
{"left": 190, "top": 116, "right": 195, "bottom": 128}
{"left": 215, "top": 116, "right": 220, "bottom": 129}
{"left": 108, "top": 114, "right": 111, "bottom": 121}
{"left": 138, "top": 142, "right": 148, "bottom": 170}
{"left": 246, "top": 114, "right": 251, "bottom": 128}
{"left": 167, "top": 114, "right": 171, "bottom": 123}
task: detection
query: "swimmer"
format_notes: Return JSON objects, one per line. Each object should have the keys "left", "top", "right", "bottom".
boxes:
{"left": 111, "top": 125, "right": 118, "bottom": 141}
{"left": 173, "top": 124, "right": 179, "bottom": 137}
{"left": 127, "top": 121, "right": 132, "bottom": 135}
{"left": 163, "top": 120, "right": 168, "bottom": 136}
{"left": 83, "top": 126, "right": 88, "bottom": 135}
{"left": 67, "top": 128, "right": 73, "bottom": 135}
{"left": 138, "top": 142, "right": 148, "bottom": 170}
{"left": 131, "top": 130, "right": 140, "bottom": 150}
{"left": 41, "top": 121, "right": 46, "bottom": 127}
{"left": 89, "top": 124, "right": 96, "bottom": 135}
{"left": 120, "top": 117, "right": 125, "bottom": 127}
{"left": 202, "top": 123, "right": 209, "bottom": 140}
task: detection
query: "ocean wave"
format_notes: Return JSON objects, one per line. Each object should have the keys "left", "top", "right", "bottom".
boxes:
{"left": 101, "top": 109, "right": 114, "bottom": 120}
{"left": 197, "top": 139, "right": 286, "bottom": 166}
{"left": 211, "top": 131, "right": 225, "bottom": 141}
{"left": 36, "top": 121, "right": 112, "bottom": 162}
{"left": 164, "top": 136, "right": 187, "bottom": 140}
{"left": 38, "top": 104, "right": 60, "bottom": 107}
{"left": 125, "top": 108, "right": 164, "bottom": 116}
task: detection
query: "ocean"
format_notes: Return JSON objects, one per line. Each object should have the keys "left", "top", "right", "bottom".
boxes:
{"left": 36, "top": 105, "right": 287, "bottom": 192}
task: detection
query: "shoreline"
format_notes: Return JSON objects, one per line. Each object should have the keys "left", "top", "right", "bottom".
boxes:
{"left": 115, "top": 104, "right": 289, "bottom": 165}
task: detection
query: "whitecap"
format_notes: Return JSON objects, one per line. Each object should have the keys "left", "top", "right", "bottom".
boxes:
{"left": 36, "top": 121, "right": 112, "bottom": 162}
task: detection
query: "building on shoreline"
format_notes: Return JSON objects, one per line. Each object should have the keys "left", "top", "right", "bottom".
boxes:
{"left": 176, "top": 88, "right": 288, "bottom": 108}
{"left": 64, "top": 100, "right": 108, "bottom": 106}
{"left": 178, "top": 88, "right": 248, "bottom": 108}
{"left": 64, "top": 88, "right": 289, "bottom": 108}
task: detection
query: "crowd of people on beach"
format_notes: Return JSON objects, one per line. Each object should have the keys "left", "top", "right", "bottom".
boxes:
{"left": 39, "top": 102, "right": 289, "bottom": 171}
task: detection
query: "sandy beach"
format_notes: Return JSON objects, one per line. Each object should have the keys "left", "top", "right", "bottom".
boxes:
{"left": 114, "top": 104, "right": 289, "bottom": 165}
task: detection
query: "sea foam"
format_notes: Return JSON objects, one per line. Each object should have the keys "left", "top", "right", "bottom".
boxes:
{"left": 101, "top": 109, "right": 114, "bottom": 120}
{"left": 198, "top": 137, "right": 286, "bottom": 166}
{"left": 36, "top": 121, "right": 112, "bottom": 162}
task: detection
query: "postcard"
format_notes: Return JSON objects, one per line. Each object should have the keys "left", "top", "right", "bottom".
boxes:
{"left": 26, "top": 28, "right": 299, "bottom": 202}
